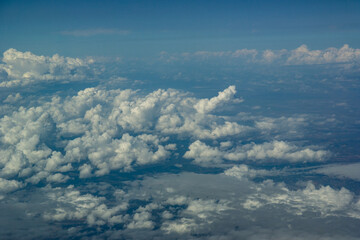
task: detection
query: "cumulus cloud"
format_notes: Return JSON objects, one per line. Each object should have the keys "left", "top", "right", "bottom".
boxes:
{"left": 3, "top": 93, "right": 22, "bottom": 103}
{"left": 3, "top": 167, "right": 359, "bottom": 239}
{"left": 0, "top": 56, "right": 353, "bottom": 240}
{"left": 65, "top": 132, "right": 170, "bottom": 175}
{"left": 243, "top": 181, "right": 356, "bottom": 217}
{"left": 0, "top": 85, "right": 251, "bottom": 188}
{"left": 194, "top": 85, "right": 237, "bottom": 114}
{"left": 223, "top": 164, "right": 277, "bottom": 180}
{"left": 286, "top": 44, "right": 360, "bottom": 65}
{"left": 160, "top": 44, "right": 360, "bottom": 66}
{"left": 0, "top": 178, "right": 23, "bottom": 194}
{"left": 116, "top": 172, "right": 360, "bottom": 238}
{"left": 0, "top": 49, "right": 95, "bottom": 87}
{"left": 184, "top": 140, "right": 329, "bottom": 166}
{"left": 43, "top": 185, "right": 127, "bottom": 226}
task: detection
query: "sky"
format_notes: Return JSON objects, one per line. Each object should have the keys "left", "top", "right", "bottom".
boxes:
{"left": 1, "top": 1, "right": 360, "bottom": 240}
{"left": 1, "top": 0, "right": 360, "bottom": 57}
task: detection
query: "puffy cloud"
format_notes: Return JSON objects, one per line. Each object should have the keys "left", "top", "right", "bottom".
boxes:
{"left": 0, "top": 85, "right": 250, "bottom": 187}
{"left": 127, "top": 205, "right": 156, "bottom": 230}
{"left": 65, "top": 132, "right": 171, "bottom": 175}
{"left": 3, "top": 93, "right": 22, "bottom": 103}
{"left": 243, "top": 181, "right": 355, "bottom": 217}
{"left": 0, "top": 178, "right": 23, "bottom": 193}
{"left": 0, "top": 78, "right": 348, "bottom": 239}
{"left": 108, "top": 86, "right": 247, "bottom": 139}
{"left": 0, "top": 48, "right": 95, "bottom": 87}
{"left": 194, "top": 85, "right": 237, "bottom": 114}
{"left": 161, "top": 218, "right": 198, "bottom": 234}
{"left": 184, "top": 140, "right": 329, "bottom": 166}
{"left": 223, "top": 164, "right": 277, "bottom": 180}
{"left": 184, "top": 199, "right": 231, "bottom": 219}
{"left": 287, "top": 44, "right": 360, "bottom": 65}
{"left": 43, "top": 185, "right": 127, "bottom": 226}
{"left": 3, "top": 168, "right": 359, "bottom": 239}
{"left": 118, "top": 172, "right": 360, "bottom": 238}
{"left": 160, "top": 44, "right": 360, "bottom": 66}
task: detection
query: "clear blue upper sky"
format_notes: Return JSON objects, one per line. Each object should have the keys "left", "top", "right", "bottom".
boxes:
{"left": 1, "top": 0, "right": 360, "bottom": 57}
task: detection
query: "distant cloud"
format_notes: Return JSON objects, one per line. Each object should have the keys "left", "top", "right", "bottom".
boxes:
{"left": 286, "top": 44, "right": 360, "bottom": 65}
{"left": 160, "top": 44, "right": 360, "bottom": 66}
{"left": 60, "top": 28, "right": 129, "bottom": 37}
{"left": 184, "top": 140, "right": 329, "bottom": 166}
{"left": 0, "top": 48, "right": 96, "bottom": 87}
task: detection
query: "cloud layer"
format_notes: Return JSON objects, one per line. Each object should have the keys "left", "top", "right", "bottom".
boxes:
{"left": 160, "top": 44, "right": 360, "bottom": 66}
{"left": 0, "top": 48, "right": 359, "bottom": 239}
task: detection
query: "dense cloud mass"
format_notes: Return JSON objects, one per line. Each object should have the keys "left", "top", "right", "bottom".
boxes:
{"left": 0, "top": 48, "right": 359, "bottom": 239}
{"left": 0, "top": 83, "right": 330, "bottom": 186}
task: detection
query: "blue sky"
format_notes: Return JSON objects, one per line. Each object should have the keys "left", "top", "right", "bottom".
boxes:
{"left": 1, "top": 0, "right": 360, "bottom": 57}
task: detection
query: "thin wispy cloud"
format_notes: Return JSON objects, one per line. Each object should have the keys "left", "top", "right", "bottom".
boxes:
{"left": 60, "top": 28, "right": 129, "bottom": 37}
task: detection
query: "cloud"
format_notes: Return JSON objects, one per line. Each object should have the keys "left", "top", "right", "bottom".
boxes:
{"left": 65, "top": 132, "right": 171, "bottom": 175}
{"left": 160, "top": 44, "right": 360, "bottom": 66}
{"left": 286, "top": 44, "right": 360, "bottom": 65}
{"left": 223, "top": 164, "right": 277, "bottom": 180}
{"left": 194, "top": 85, "right": 237, "bottom": 114}
{"left": 184, "top": 140, "right": 329, "bottom": 166}
{"left": 60, "top": 28, "right": 129, "bottom": 37}
{"left": 0, "top": 49, "right": 95, "bottom": 87}
{"left": 243, "top": 181, "right": 355, "bottom": 217}
{"left": 0, "top": 50, "right": 354, "bottom": 240}
{"left": 43, "top": 185, "right": 127, "bottom": 226}
{"left": 3, "top": 167, "right": 359, "bottom": 239}
{"left": 315, "top": 163, "right": 360, "bottom": 181}
{"left": 115, "top": 171, "right": 360, "bottom": 238}
{"left": 0, "top": 178, "right": 23, "bottom": 194}
{"left": 0, "top": 85, "right": 250, "bottom": 186}
{"left": 3, "top": 93, "right": 22, "bottom": 103}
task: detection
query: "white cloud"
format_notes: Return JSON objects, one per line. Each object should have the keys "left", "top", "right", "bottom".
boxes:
{"left": 243, "top": 181, "right": 355, "bottom": 217}
{"left": 223, "top": 164, "right": 276, "bottom": 180}
{"left": 184, "top": 140, "right": 329, "bottom": 166}
{"left": 3, "top": 93, "right": 22, "bottom": 103}
{"left": 161, "top": 218, "right": 198, "bottom": 234}
{"left": 0, "top": 85, "right": 249, "bottom": 186}
{"left": 0, "top": 47, "right": 358, "bottom": 239}
{"left": 127, "top": 209, "right": 155, "bottom": 230}
{"left": 194, "top": 85, "right": 237, "bottom": 114}
{"left": 119, "top": 171, "right": 360, "bottom": 238}
{"left": 287, "top": 44, "right": 360, "bottom": 65}
{"left": 0, "top": 178, "right": 23, "bottom": 193}
{"left": 0, "top": 49, "right": 95, "bottom": 87}
{"left": 184, "top": 199, "right": 231, "bottom": 219}
{"left": 160, "top": 44, "right": 360, "bottom": 66}
{"left": 43, "top": 185, "right": 127, "bottom": 226}
{"left": 315, "top": 163, "right": 360, "bottom": 181}
{"left": 65, "top": 132, "right": 171, "bottom": 175}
